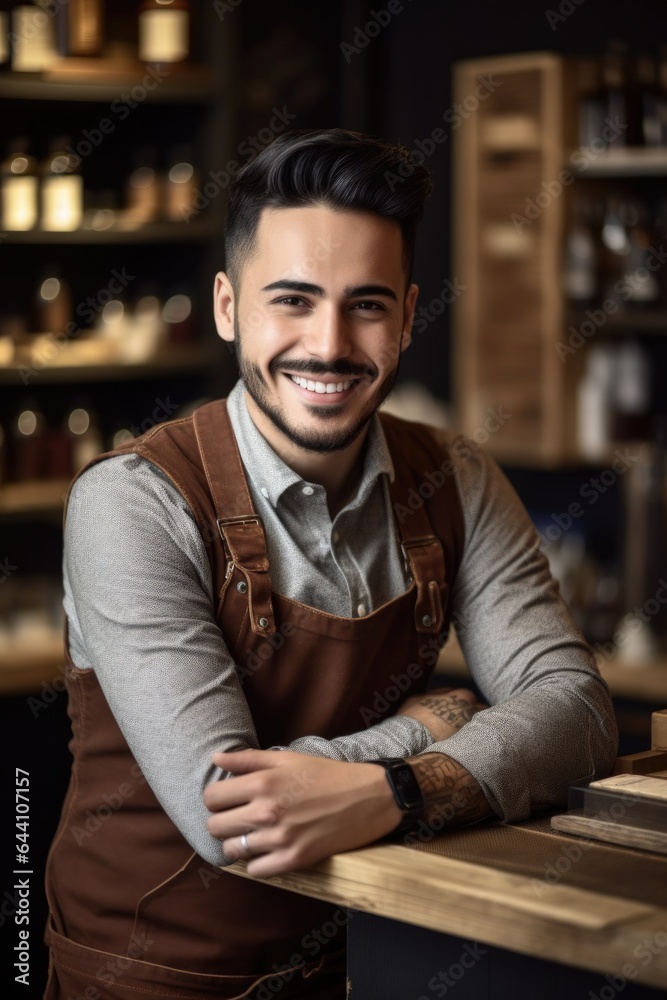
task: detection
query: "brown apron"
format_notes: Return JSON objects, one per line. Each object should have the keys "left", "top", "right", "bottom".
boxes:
{"left": 44, "top": 399, "right": 464, "bottom": 999}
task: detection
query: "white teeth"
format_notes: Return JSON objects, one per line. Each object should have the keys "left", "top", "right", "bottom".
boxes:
{"left": 290, "top": 375, "right": 353, "bottom": 394}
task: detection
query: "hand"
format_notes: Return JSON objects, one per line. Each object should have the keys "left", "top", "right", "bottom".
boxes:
{"left": 396, "top": 686, "right": 487, "bottom": 742}
{"left": 204, "top": 749, "right": 403, "bottom": 878}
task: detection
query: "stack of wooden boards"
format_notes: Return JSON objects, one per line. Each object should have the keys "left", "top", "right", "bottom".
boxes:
{"left": 552, "top": 709, "right": 667, "bottom": 854}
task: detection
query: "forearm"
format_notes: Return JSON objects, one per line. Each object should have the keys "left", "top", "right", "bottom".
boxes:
{"left": 406, "top": 751, "right": 494, "bottom": 830}
{"left": 279, "top": 715, "right": 433, "bottom": 761}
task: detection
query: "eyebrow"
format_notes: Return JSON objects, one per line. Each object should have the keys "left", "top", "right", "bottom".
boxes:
{"left": 261, "top": 279, "right": 398, "bottom": 302}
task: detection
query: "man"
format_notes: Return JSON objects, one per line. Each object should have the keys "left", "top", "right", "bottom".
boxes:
{"left": 45, "top": 129, "right": 617, "bottom": 999}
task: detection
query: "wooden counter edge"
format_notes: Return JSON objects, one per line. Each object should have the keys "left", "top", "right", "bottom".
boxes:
{"left": 222, "top": 843, "right": 667, "bottom": 990}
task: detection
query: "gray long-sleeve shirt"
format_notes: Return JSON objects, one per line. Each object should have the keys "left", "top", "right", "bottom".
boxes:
{"left": 63, "top": 380, "right": 617, "bottom": 865}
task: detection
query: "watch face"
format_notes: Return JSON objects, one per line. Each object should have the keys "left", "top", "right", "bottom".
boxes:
{"left": 394, "top": 763, "right": 423, "bottom": 810}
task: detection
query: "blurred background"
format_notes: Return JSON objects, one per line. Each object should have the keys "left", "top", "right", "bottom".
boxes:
{"left": 0, "top": 0, "right": 666, "bottom": 991}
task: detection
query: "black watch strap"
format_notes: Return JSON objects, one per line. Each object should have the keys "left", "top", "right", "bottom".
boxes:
{"left": 371, "top": 757, "right": 425, "bottom": 838}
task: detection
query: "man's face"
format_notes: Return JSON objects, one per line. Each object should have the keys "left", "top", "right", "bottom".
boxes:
{"left": 214, "top": 203, "right": 418, "bottom": 454}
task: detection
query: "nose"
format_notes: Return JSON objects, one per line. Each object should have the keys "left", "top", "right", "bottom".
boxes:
{"left": 302, "top": 305, "right": 353, "bottom": 364}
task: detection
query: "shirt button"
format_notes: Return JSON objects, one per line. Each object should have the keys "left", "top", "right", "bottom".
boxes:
{"left": 302, "top": 485, "right": 314, "bottom": 496}
{"left": 357, "top": 602, "right": 366, "bottom": 617}
{"left": 260, "top": 487, "right": 269, "bottom": 499}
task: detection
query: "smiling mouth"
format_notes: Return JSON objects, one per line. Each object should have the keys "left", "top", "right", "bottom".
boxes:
{"left": 288, "top": 374, "right": 358, "bottom": 394}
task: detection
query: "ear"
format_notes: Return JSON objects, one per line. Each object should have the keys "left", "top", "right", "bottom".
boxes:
{"left": 400, "top": 283, "right": 419, "bottom": 351}
{"left": 213, "top": 272, "right": 235, "bottom": 343}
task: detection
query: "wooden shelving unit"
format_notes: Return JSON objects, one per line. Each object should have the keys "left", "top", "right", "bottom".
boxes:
{"left": 0, "top": 67, "right": 217, "bottom": 104}
{"left": 0, "top": 341, "right": 228, "bottom": 385}
{"left": 453, "top": 52, "right": 667, "bottom": 468}
{"left": 2, "top": 219, "right": 220, "bottom": 245}
{"left": 0, "top": 6, "right": 238, "bottom": 695}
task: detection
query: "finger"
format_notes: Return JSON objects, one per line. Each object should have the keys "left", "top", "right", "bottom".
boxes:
{"left": 221, "top": 832, "right": 264, "bottom": 862}
{"left": 212, "top": 749, "right": 283, "bottom": 774}
{"left": 206, "top": 804, "right": 261, "bottom": 839}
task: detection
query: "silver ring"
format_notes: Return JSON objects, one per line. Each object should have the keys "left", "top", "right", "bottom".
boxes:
{"left": 240, "top": 832, "right": 253, "bottom": 856}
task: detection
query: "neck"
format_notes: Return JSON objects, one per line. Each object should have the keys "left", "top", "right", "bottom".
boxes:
{"left": 243, "top": 391, "right": 369, "bottom": 517}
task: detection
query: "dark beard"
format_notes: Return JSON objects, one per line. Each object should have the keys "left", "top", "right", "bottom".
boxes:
{"left": 233, "top": 318, "right": 401, "bottom": 454}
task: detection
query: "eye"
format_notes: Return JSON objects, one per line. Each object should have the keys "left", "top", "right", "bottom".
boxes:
{"left": 352, "top": 300, "right": 384, "bottom": 311}
{"left": 273, "top": 296, "right": 308, "bottom": 307}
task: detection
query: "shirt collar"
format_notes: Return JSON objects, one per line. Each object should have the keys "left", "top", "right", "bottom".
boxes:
{"left": 225, "top": 379, "right": 395, "bottom": 510}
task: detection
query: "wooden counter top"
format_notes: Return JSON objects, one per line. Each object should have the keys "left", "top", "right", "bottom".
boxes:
{"left": 224, "top": 826, "right": 667, "bottom": 990}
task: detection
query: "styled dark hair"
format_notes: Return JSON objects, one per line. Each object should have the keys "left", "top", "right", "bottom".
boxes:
{"left": 224, "top": 128, "right": 433, "bottom": 289}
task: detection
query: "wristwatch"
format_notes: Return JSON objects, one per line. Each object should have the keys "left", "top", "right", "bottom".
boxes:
{"left": 371, "top": 757, "right": 425, "bottom": 837}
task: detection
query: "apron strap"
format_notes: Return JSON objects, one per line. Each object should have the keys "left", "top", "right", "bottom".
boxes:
{"left": 194, "top": 400, "right": 276, "bottom": 635}
{"left": 381, "top": 416, "right": 451, "bottom": 636}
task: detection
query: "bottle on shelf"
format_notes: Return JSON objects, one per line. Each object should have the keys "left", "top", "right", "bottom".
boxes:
{"left": 46, "top": 422, "right": 73, "bottom": 479}
{"left": 33, "top": 267, "right": 72, "bottom": 334}
{"left": 622, "top": 198, "right": 661, "bottom": 307}
{"left": 610, "top": 339, "right": 651, "bottom": 442}
{"left": 1, "top": 138, "right": 39, "bottom": 232}
{"left": 55, "top": 0, "right": 104, "bottom": 58}
{"left": 600, "top": 41, "right": 631, "bottom": 147}
{"left": 577, "top": 345, "right": 614, "bottom": 461}
{"left": 124, "top": 146, "right": 161, "bottom": 227}
{"left": 0, "top": 11, "right": 10, "bottom": 70}
{"left": 600, "top": 194, "right": 631, "bottom": 300}
{"left": 0, "top": 423, "right": 6, "bottom": 487}
{"left": 11, "top": 3, "right": 58, "bottom": 72}
{"left": 577, "top": 58, "right": 604, "bottom": 149}
{"left": 66, "top": 404, "right": 104, "bottom": 473}
{"left": 138, "top": 0, "right": 190, "bottom": 66}
{"left": 123, "top": 286, "right": 166, "bottom": 361}
{"left": 162, "top": 285, "right": 194, "bottom": 343}
{"left": 636, "top": 53, "right": 661, "bottom": 148}
{"left": 9, "top": 399, "right": 48, "bottom": 482}
{"left": 658, "top": 46, "right": 667, "bottom": 147}
{"left": 164, "top": 144, "right": 198, "bottom": 222}
{"left": 41, "top": 138, "right": 84, "bottom": 232}
{"left": 563, "top": 192, "right": 599, "bottom": 305}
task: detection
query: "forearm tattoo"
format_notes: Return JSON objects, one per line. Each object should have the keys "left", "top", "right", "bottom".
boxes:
{"left": 407, "top": 751, "right": 493, "bottom": 828}
{"left": 415, "top": 694, "right": 484, "bottom": 730}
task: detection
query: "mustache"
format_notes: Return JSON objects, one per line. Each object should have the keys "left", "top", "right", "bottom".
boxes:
{"left": 270, "top": 357, "right": 377, "bottom": 379}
